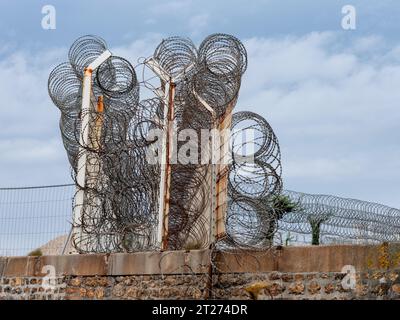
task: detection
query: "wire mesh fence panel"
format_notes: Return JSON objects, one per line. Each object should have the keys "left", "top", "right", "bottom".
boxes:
{"left": 273, "top": 230, "right": 381, "bottom": 247}
{"left": 0, "top": 184, "right": 74, "bottom": 257}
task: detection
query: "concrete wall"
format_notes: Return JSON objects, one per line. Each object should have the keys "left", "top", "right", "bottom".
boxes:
{"left": 1, "top": 244, "right": 400, "bottom": 300}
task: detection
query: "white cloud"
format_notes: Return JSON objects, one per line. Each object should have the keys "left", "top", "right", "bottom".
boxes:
{"left": 148, "top": 0, "right": 193, "bottom": 15}
{"left": 351, "top": 35, "right": 384, "bottom": 54}
{"left": 0, "top": 138, "right": 63, "bottom": 163}
{"left": 112, "top": 33, "right": 163, "bottom": 64}
{"left": 242, "top": 32, "right": 358, "bottom": 90}
{"left": 284, "top": 157, "right": 365, "bottom": 179}
{"left": 237, "top": 32, "right": 400, "bottom": 207}
{"left": 188, "top": 13, "right": 210, "bottom": 37}
{"left": 1, "top": 31, "right": 400, "bottom": 208}
{"left": 0, "top": 47, "right": 70, "bottom": 186}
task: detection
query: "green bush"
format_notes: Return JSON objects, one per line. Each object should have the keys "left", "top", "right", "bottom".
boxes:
{"left": 27, "top": 248, "right": 43, "bottom": 256}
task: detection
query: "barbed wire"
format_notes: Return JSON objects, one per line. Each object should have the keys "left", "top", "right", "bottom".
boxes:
{"left": 0, "top": 184, "right": 74, "bottom": 256}
{"left": 219, "top": 111, "right": 282, "bottom": 249}
{"left": 278, "top": 190, "right": 400, "bottom": 243}
{"left": 2, "top": 183, "right": 400, "bottom": 256}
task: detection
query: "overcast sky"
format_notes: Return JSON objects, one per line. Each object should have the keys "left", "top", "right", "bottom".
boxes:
{"left": 1, "top": 0, "right": 400, "bottom": 208}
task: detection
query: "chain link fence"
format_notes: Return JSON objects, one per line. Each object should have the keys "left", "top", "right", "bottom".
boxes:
{"left": 0, "top": 184, "right": 74, "bottom": 257}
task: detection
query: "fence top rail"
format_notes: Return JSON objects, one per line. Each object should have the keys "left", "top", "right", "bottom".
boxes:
{"left": 0, "top": 184, "right": 74, "bottom": 191}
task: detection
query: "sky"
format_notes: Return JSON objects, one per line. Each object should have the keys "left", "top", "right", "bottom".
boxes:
{"left": 1, "top": 0, "right": 400, "bottom": 208}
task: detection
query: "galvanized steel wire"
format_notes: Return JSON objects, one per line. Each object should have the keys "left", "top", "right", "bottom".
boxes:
{"left": 278, "top": 190, "right": 400, "bottom": 243}
{"left": 48, "top": 33, "right": 280, "bottom": 253}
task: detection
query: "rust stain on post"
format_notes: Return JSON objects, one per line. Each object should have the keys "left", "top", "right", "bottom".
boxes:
{"left": 90, "top": 95, "right": 104, "bottom": 152}
{"left": 161, "top": 81, "right": 176, "bottom": 250}
{"left": 96, "top": 95, "right": 104, "bottom": 113}
{"left": 84, "top": 67, "right": 93, "bottom": 75}
{"left": 214, "top": 99, "right": 236, "bottom": 239}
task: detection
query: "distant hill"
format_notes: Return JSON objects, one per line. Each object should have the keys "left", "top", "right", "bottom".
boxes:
{"left": 31, "top": 234, "right": 75, "bottom": 255}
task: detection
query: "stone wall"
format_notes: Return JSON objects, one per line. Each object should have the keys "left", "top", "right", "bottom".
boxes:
{"left": 1, "top": 244, "right": 400, "bottom": 300}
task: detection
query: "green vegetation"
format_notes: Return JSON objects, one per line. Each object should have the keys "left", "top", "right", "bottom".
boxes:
{"left": 27, "top": 248, "right": 42, "bottom": 256}
{"left": 309, "top": 218, "right": 323, "bottom": 245}
{"left": 184, "top": 240, "right": 203, "bottom": 250}
{"left": 307, "top": 213, "right": 332, "bottom": 245}
{"left": 265, "top": 195, "right": 300, "bottom": 244}
{"left": 272, "top": 195, "right": 299, "bottom": 219}
{"left": 284, "top": 232, "right": 296, "bottom": 246}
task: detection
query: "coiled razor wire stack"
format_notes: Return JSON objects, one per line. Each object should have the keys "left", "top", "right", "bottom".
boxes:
{"left": 278, "top": 190, "right": 400, "bottom": 244}
{"left": 223, "top": 111, "right": 282, "bottom": 249}
{"left": 48, "top": 34, "right": 282, "bottom": 253}
{"left": 49, "top": 35, "right": 161, "bottom": 252}
{"left": 148, "top": 34, "right": 282, "bottom": 250}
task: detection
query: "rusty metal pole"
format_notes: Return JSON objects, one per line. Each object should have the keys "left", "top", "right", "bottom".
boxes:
{"left": 70, "top": 50, "right": 111, "bottom": 253}
{"left": 72, "top": 67, "right": 93, "bottom": 248}
{"left": 214, "top": 101, "right": 235, "bottom": 240}
{"left": 161, "top": 80, "right": 175, "bottom": 250}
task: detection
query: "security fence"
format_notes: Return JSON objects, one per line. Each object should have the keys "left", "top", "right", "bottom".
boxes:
{"left": 0, "top": 184, "right": 74, "bottom": 256}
